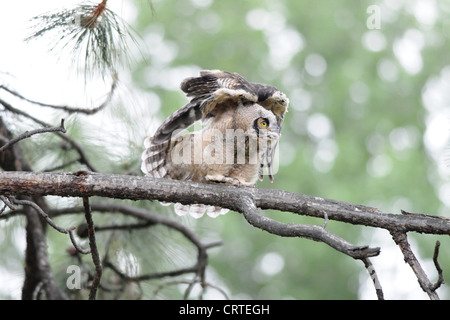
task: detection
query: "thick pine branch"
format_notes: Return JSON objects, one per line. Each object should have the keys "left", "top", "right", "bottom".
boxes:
{"left": 1, "top": 171, "right": 449, "bottom": 237}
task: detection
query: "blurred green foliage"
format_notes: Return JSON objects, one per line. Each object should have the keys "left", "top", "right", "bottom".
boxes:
{"left": 129, "top": 0, "right": 450, "bottom": 299}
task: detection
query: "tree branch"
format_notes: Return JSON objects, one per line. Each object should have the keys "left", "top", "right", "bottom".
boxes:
{"left": 0, "top": 74, "right": 117, "bottom": 115}
{"left": 82, "top": 197, "right": 102, "bottom": 300}
{"left": 1, "top": 171, "right": 449, "bottom": 236}
{"left": 237, "top": 196, "right": 379, "bottom": 259}
{"left": 390, "top": 231, "right": 441, "bottom": 300}
{"left": 0, "top": 119, "right": 66, "bottom": 153}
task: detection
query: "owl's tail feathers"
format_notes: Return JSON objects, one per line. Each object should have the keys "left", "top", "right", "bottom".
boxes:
{"left": 141, "top": 137, "right": 170, "bottom": 178}
{"left": 174, "top": 203, "right": 229, "bottom": 219}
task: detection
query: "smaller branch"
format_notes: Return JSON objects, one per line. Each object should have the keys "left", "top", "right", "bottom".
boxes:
{"left": 6, "top": 197, "right": 90, "bottom": 255}
{"left": 105, "top": 261, "right": 198, "bottom": 282}
{"left": 68, "top": 230, "right": 91, "bottom": 254}
{"left": 0, "top": 74, "right": 117, "bottom": 115}
{"left": 82, "top": 197, "right": 102, "bottom": 300}
{"left": 0, "top": 98, "right": 97, "bottom": 171}
{"left": 0, "top": 119, "right": 66, "bottom": 153}
{"left": 0, "top": 195, "right": 17, "bottom": 211}
{"left": 10, "top": 197, "right": 73, "bottom": 234}
{"left": 152, "top": 279, "right": 229, "bottom": 300}
{"left": 43, "top": 157, "right": 82, "bottom": 172}
{"left": 391, "top": 231, "right": 440, "bottom": 300}
{"left": 322, "top": 211, "right": 328, "bottom": 229}
{"left": 238, "top": 197, "right": 380, "bottom": 260}
{"left": 431, "top": 241, "right": 444, "bottom": 291}
{"left": 361, "top": 258, "right": 384, "bottom": 300}
{"left": 76, "top": 220, "right": 156, "bottom": 238}
{"left": 204, "top": 240, "right": 224, "bottom": 250}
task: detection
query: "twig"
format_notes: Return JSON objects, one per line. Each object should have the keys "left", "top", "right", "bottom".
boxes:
{"left": 82, "top": 197, "right": 102, "bottom": 300}
{"left": 361, "top": 257, "right": 384, "bottom": 300}
{"left": 105, "top": 260, "right": 197, "bottom": 282}
{"left": 322, "top": 211, "right": 328, "bottom": 228}
{"left": 7, "top": 197, "right": 90, "bottom": 254}
{"left": 431, "top": 240, "right": 444, "bottom": 291}
{"left": 10, "top": 197, "right": 73, "bottom": 234}
{"left": 76, "top": 220, "right": 156, "bottom": 238}
{"left": 152, "top": 279, "right": 230, "bottom": 300}
{"left": 0, "top": 98, "right": 97, "bottom": 171}
{"left": 0, "top": 195, "right": 17, "bottom": 211}
{"left": 390, "top": 231, "right": 440, "bottom": 300}
{"left": 0, "top": 75, "right": 117, "bottom": 115}
{"left": 237, "top": 196, "right": 380, "bottom": 260}
{"left": 0, "top": 119, "right": 66, "bottom": 153}
{"left": 68, "top": 230, "right": 91, "bottom": 254}
{"left": 43, "top": 157, "right": 82, "bottom": 172}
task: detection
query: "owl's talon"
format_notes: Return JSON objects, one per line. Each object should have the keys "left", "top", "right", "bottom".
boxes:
{"left": 203, "top": 175, "right": 257, "bottom": 187}
{"left": 204, "top": 174, "right": 242, "bottom": 186}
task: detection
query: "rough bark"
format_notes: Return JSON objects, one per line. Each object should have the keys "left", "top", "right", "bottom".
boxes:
{"left": 1, "top": 170, "right": 448, "bottom": 236}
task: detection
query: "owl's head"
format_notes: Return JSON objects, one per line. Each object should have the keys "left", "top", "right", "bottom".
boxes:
{"left": 236, "top": 103, "right": 281, "bottom": 142}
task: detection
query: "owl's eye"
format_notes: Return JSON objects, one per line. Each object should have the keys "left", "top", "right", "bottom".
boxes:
{"left": 257, "top": 118, "right": 269, "bottom": 129}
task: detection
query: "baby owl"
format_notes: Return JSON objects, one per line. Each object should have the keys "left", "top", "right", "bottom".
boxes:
{"left": 141, "top": 70, "right": 289, "bottom": 218}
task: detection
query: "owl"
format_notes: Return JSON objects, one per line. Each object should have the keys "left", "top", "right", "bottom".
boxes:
{"left": 141, "top": 70, "right": 289, "bottom": 218}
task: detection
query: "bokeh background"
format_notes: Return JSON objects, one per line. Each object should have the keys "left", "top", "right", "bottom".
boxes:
{"left": 1, "top": 0, "right": 450, "bottom": 299}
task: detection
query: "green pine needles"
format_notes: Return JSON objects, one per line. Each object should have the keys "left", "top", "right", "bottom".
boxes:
{"left": 26, "top": 0, "right": 140, "bottom": 79}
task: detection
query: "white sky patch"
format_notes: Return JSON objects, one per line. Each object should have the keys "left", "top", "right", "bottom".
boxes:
{"left": 366, "top": 154, "right": 393, "bottom": 178}
{"left": 411, "top": 0, "right": 438, "bottom": 27}
{"left": 349, "top": 81, "right": 370, "bottom": 104}
{"left": 362, "top": 30, "right": 387, "bottom": 52}
{"left": 423, "top": 114, "right": 450, "bottom": 154}
{"left": 259, "top": 252, "right": 285, "bottom": 276}
{"left": 266, "top": 27, "right": 305, "bottom": 70}
{"left": 377, "top": 59, "right": 399, "bottom": 82}
{"left": 313, "top": 139, "right": 338, "bottom": 173}
{"left": 246, "top": 8, "right": 304, "bottom": 71}
{"left": 306, "top": 113, "right": 333, "bottom": 141}
{"left": 289, "top": 88, "right": 312, "bottom": 112}
{"left": 246, "top": 8, "right": 285, "bottom": 32}
{"left": 389, "top": 125, "right": 420, "bottom": 152}
{"left": 393, "top": 29, "right": 424, "bottom": 75}
{"left": 304, "top": 54, "right": 327, "bottom": 78}
{"left": 421, "top": 66, "right": 450, "bottom": 162}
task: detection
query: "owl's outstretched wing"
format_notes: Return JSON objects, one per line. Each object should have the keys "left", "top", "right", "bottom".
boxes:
{"left": 151, "top": 70, "right": 258, "bottom": 144}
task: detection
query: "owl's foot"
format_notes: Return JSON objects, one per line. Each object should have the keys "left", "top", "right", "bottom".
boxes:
{"left": 204, "top": 174, "right": 253, "bottom": 187}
